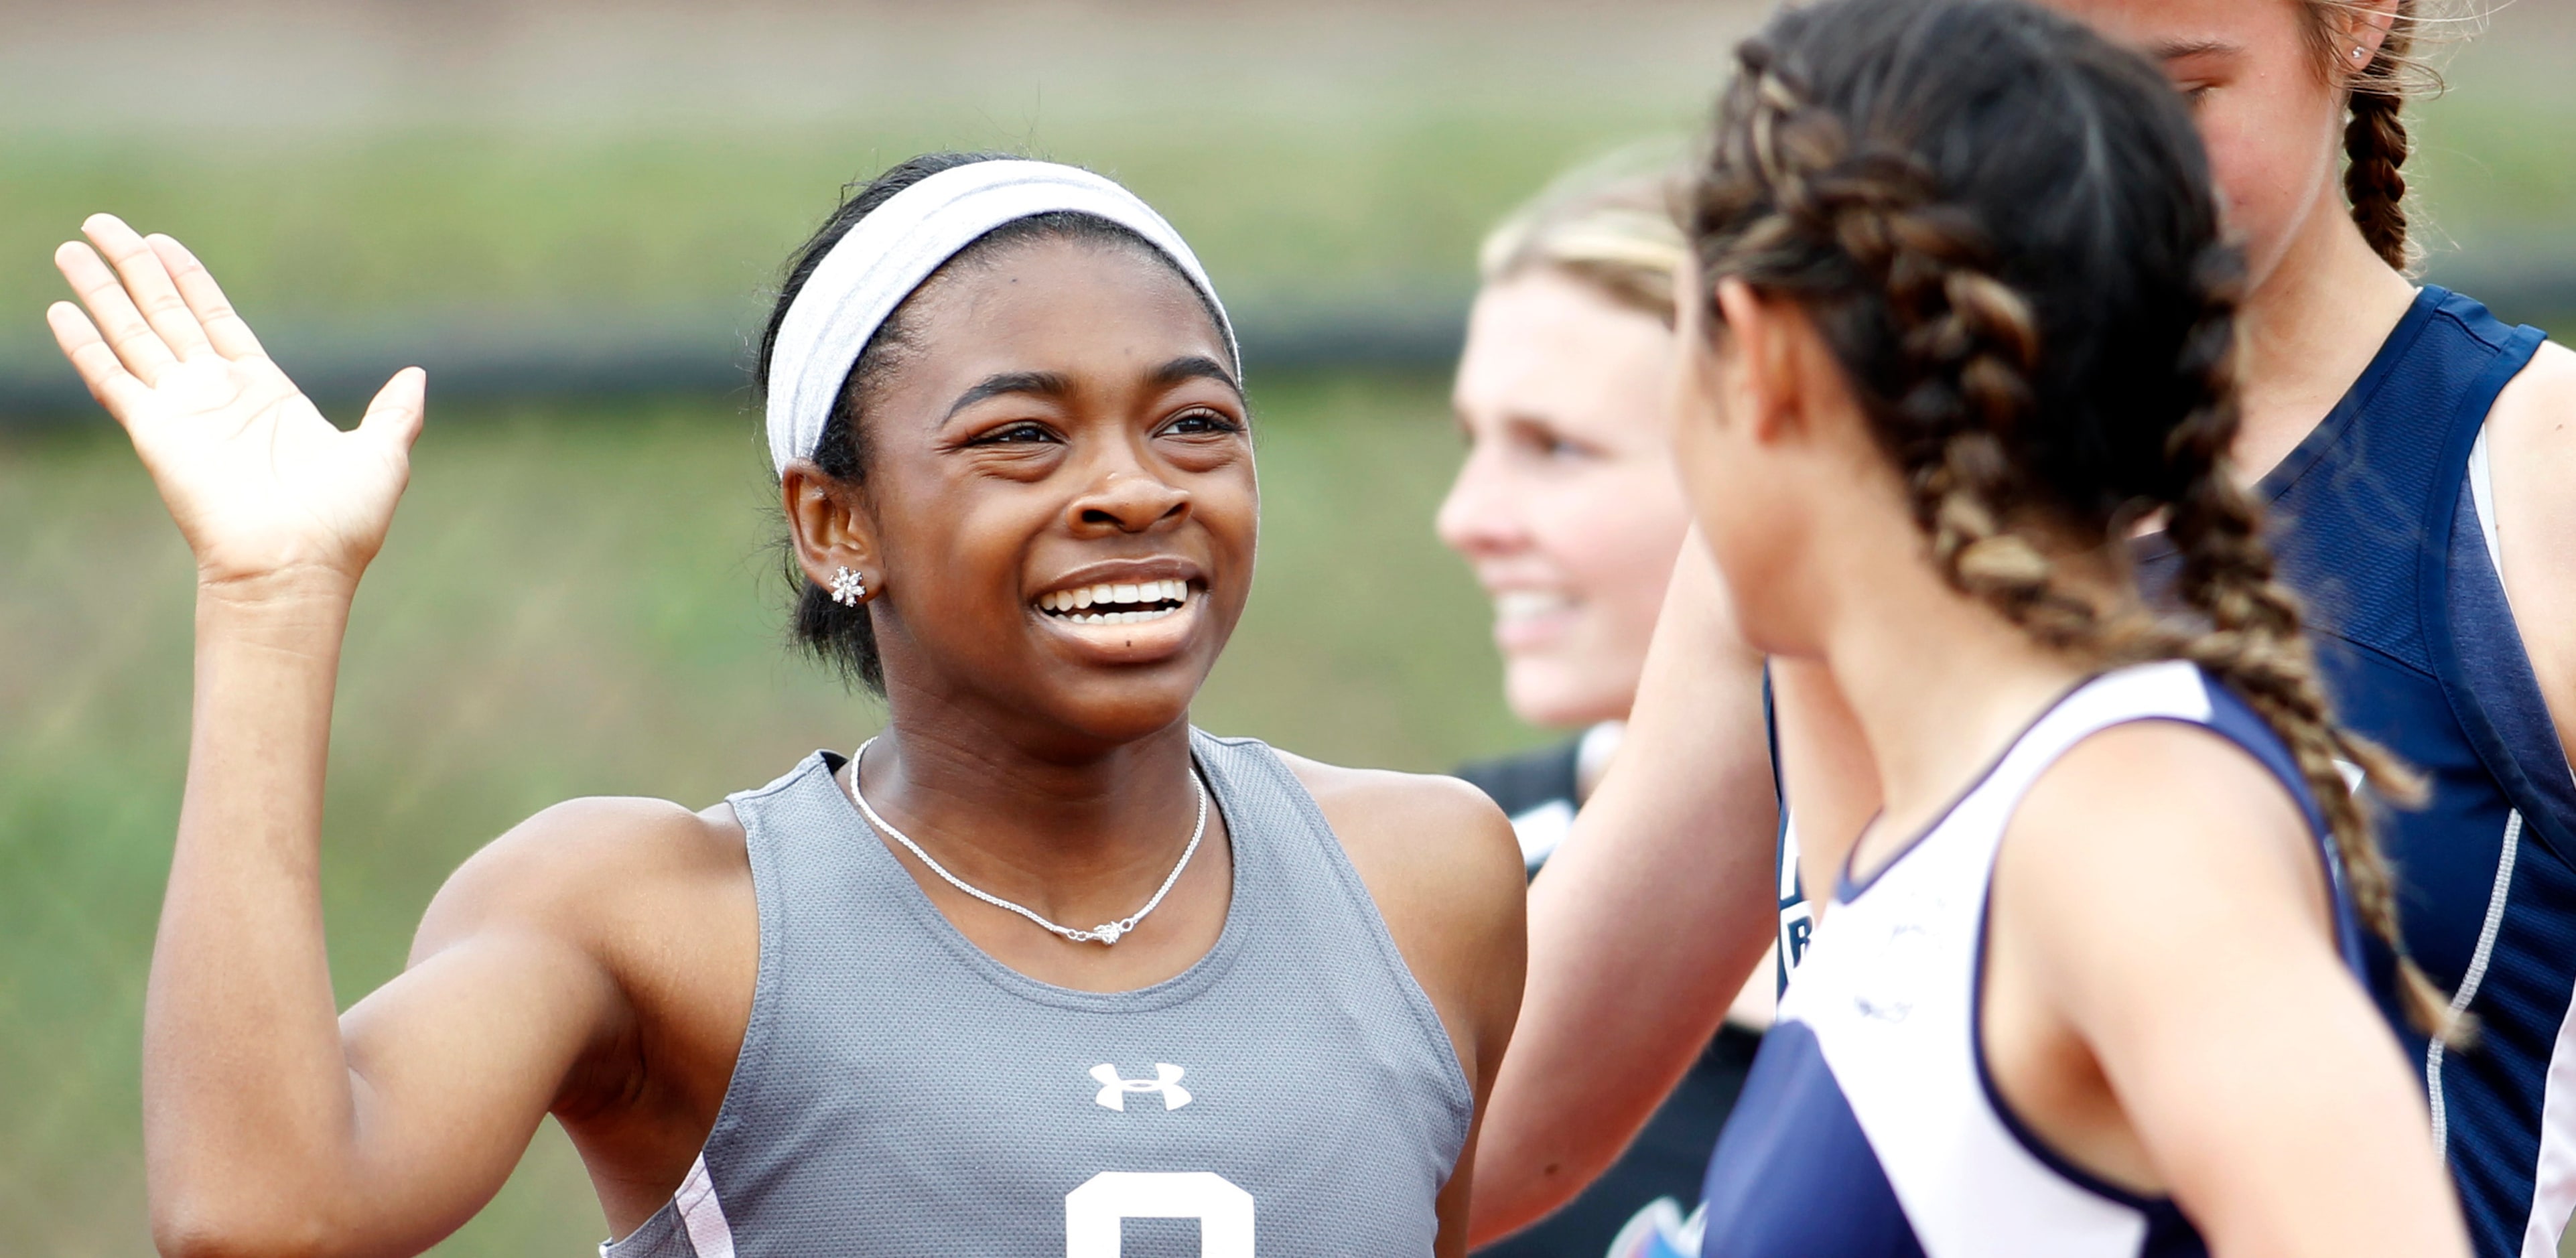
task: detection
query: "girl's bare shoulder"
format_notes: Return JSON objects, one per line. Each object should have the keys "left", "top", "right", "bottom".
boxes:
{"left": 1272, "top": 752, "right": 1526, "bottom": 1055}
{"left": 2001, "top": 721, "right": 2331, "bottom": 955}
{"left": 410, "top": 794, "right": 754, "bottom": 971}
{"left": 1274, "top": 753, "right": 1524, "bottom": 910}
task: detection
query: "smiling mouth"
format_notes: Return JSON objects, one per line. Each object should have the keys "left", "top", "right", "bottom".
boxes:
{"left": 1036, "top": 578, "right": 1197, "bottom": 626}
{"left": 1493, "top": 591, "right": 1576, "bottom": 624}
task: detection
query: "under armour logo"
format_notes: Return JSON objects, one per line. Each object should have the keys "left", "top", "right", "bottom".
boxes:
{"left": 1091, "top": 1062, "right": 1192, "bottom": 1111}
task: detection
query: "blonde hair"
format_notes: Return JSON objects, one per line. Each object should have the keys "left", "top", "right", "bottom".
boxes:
{"left": 1479, "top": 149, "right": 1691, "bottom": 328}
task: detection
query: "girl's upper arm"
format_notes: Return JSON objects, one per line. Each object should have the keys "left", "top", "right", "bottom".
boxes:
{"left": 2488, "top": 339, "right": 2576, "bottom": 768}
{"left": 2000, "top": 724, "right": 2467, "bottom": 1258}
{"left": 320, "top": 798, "right": 707, "bottom": 1253}
{"left": 1471, "top": 533, "right": 1778, "bottom": 1241}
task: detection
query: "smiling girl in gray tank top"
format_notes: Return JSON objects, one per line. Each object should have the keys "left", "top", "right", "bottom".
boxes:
{"left": 606, "top": 731, "right": 1473, "bottom": 1257}
{"left": 52, "top": 151, "right": 1523, "bottom": 1258}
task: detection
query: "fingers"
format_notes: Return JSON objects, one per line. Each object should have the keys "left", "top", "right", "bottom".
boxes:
{"left": 46, "top": 299, "right": 152, "bottom": 422}
{"left": 148, "top": 234, "right": 267, "bottom": 360}
{"left": 360, "top": 367, "right": 429, "bottom": 452}
{"left": 82, "top": 213, "right": 219, "bottom": 364}
{"left": 55, "top": 238, "right": 180, "bottom": 387}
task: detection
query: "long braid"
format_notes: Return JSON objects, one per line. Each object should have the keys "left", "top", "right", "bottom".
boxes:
{"left": 2341, "top": 9, "right": 2417, "bottom": 271}
{"left": 2157, "top": 246, "right": 2459, "bottom": 1040}
{"left": 1696, "top": 25, "right": 2461, "bottom": 1042}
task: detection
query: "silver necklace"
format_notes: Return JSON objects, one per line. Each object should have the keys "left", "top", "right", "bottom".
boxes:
{"left": 845, "top": 736, "right": 1208, "bottom": 946}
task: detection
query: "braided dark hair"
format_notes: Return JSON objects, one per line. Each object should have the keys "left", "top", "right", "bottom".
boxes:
{"left": 2314, "top": 1, "right": 2429, "bottom": 270}
{"left": 1688, "top": 0, "right": 2455, "bottom": 1038}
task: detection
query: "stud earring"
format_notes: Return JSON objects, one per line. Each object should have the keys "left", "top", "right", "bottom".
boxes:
{"left": 2353, "top": 46, "right": 2369, "bottom": 61}
{"left": 829, "top": 566, "right": 867, "bottom": 607}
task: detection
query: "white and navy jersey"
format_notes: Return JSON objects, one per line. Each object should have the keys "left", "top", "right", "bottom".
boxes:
{"left": 1698, "top": 662, "right": 2368, "bottom": 1258}
{"left": 1763, "top": 675, "right": 1817, "bottom": 995}
{"left": 2137, "top": 287, "right": 2570, "bottom": 1258}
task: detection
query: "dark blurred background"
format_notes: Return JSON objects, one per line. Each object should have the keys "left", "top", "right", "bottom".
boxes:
{"left": 3, "top": 2, "right": 2571, "bottom": 1253}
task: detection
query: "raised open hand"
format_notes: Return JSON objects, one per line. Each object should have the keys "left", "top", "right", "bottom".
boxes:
{"left": 48, "top": 214, "right": 425, "bottom": 594}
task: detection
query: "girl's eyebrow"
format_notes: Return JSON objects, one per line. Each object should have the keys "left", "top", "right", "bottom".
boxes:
{"left": 1151, "top": 354, "right": 1243, "bottom": 401}
{"left": 944, "top": 370, "right": 1074, "bottom": 421}
{"left": 941, "top": 356, "right": 1241, "bottom": 425}
{"left": 2152, "top": 37, "right": 2242, "bottom": 62}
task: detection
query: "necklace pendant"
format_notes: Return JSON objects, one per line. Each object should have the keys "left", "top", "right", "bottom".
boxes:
{"left": 1092, "top": 921, "right": 1125, "bottom": 945}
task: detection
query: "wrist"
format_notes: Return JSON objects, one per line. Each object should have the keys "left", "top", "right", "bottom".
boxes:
{"left": 194, "top": 569, "right": 360, "bottom": 653}
{"left": 196, "top": 564, "right": 362, "bottom": 611}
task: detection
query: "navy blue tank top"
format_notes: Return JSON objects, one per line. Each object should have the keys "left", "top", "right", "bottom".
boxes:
{"left": 2137, "top": 285, "right": 2570, "bottom": 1258}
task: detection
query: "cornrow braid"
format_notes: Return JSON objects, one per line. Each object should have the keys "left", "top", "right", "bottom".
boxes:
{"left": 1700, "top": 50, "right": 2110, "bottom": 654}
{"left": 1691, "top": 0, "right": 2460, "bottom": 1042}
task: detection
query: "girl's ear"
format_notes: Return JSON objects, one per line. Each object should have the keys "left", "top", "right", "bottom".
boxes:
{"left": 1713, "top": 277, "right": 1806, "bottom": 447}
{"left": 2336, "top": 0, "right": 2401, "bottom": 68}
{"left": 783, "top": 463, "right": 883, "bottom": 601}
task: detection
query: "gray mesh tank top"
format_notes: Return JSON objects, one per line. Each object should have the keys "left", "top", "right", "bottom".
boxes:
{"left": 601, "top": 729, "right": 1475, "bottom": 1257}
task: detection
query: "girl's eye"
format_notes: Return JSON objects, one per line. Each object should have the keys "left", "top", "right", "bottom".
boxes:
{"left": 1513, "top": 425, "right": 1595, "bottom": 462}
{"left": 973, "top": 422, "right": 1059, "bottom": 445}
{"left": 1163, "top": 409, "right": 1242, "bottom": 437}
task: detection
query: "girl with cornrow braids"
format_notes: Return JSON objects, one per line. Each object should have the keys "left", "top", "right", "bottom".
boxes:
{"left": 1680, "top": 1, "right": 2461, "bottom": 1253}
{"left": 1477, "top": 0, "right": 2476, "bottom": 1254}
{"left": 1477, "top": 1, "right": 2576, "bottom": 1254}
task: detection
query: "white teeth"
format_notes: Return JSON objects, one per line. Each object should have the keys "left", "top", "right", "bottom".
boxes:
{"left": 1037, "top": 579, "right": 1196, "bottom": 620}
{"left": 1058, "top": 605, "right": 1182, "bottom": 626}
{"left": 1495, "top": 591, "right": 1573, "bottom": 623}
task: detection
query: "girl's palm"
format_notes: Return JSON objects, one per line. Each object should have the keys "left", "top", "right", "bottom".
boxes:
{"left": 49, "top": 215, "right": 425, "bottom": 589}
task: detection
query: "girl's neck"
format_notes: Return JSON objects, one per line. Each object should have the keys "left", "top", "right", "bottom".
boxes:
{"left": 1812, "top": 557, "right": 2095, "bottom": 885}
{"left": 852, "top": 702, "right": 1207, "bottom": 919}
{"left": 2230, "top": 195, "right": 2421, "bottom": 482}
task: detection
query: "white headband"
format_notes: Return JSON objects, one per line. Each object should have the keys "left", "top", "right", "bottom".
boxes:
{"left": 764, "top": 159, "right": 1239, "bottom": 476}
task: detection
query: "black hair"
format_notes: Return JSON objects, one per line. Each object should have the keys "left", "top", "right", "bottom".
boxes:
{"left": 755, "top": 151, "right": 1227, "bottom": 693}
{"left": 1686, "top": 0, "right": 2453, "bottom": 1038}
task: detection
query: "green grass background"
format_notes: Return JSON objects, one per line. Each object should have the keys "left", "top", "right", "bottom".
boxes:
{"left": 1, "top": 6, "right": 2571, "bottom": 358}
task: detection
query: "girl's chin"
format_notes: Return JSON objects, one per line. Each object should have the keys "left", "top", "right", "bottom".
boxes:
{"left": 1503, "top": 667, "right": 1630, "bottom": 731}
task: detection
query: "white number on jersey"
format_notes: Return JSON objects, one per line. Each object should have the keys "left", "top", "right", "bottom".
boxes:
{"left": 1065, "top": 1171, "right": 1254, "bottom": 1257}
